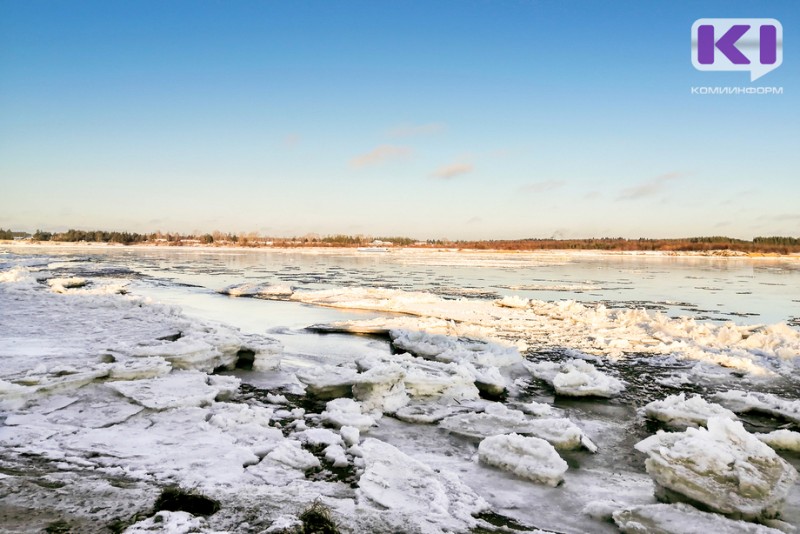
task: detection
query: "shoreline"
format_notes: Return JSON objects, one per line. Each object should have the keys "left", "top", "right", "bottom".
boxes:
{"left": 3, "top": 240, "right": 800, "bottom": 261}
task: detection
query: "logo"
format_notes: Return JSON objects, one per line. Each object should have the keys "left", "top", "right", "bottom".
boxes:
{"left": 691, "top": 18, "right": 782, "bottom": 81}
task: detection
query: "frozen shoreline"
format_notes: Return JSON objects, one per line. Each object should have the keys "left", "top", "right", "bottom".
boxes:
{"left": 4, "top": 240, "right": 800, "bottom": 261}
{"left": 1, "top": 250, "right": 799, "bottom": 533}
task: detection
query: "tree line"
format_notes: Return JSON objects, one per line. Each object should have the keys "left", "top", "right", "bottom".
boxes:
{"left": 3, "top": 228, "right": 799, "bottom": 253}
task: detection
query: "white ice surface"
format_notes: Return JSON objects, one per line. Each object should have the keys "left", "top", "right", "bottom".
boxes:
{"left": 714, "top": 390, "right": 800, "bottom": 424}
{"left": 478, "top": 433, "right": 568, "bottom": 487}
{"left": 756, "top": 429, "right": 800, "bottom": 453}
{"left": 356, "top": 437, "right": 489, "bottom": 534}
{"left": 288, "top": 286, "right": 800, "bottom": 376}
{"left": 524, "top": 359, "right": 625, "bottom": 397}
{"left": 641, "top": 392, "right": 738, "bottom": 428}
{"left": 635, "top": 417, "right": 798, "bottom": 520}
{"left": 612, "top": 503, "right": 784, "bottom": 534}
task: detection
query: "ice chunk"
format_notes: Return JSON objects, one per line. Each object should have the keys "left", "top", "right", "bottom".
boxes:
{"left": 295, "top": 365, "right": 358, "bottom": 399}
{"left": 107, "top": 371, "right": 239, "bottom": 410}
{"left": 524, "top": 359, "right": 625, "bottom": 397}
{"left": 123, "top": 510, "right": 210, "bottom": 533}
{"left": 219, "top": 281, "right": 294, "bottom": 299}
{"left": 756, "top": 429, "right": 800, "bottom": 452}
{"left": 320, "top": 398, "right": 376, "bottom": 431}
{"left": 107, "top": 357, "right": 172, "bottom": 381}
{"left": 294, "top": 427, "right": 343, "bottom": 447}
{"left": 324, "top": 443, "right": 349, "bottom": 467}
{"left": 641, "top": 393, "right": 737, "bottom": 428}
{"left": 47, "top": 277, "right": 88, "bottom": 292}
{"left": 390, "top": 329, "right": 522, "bottom": 368}
{"left": 394, "top": 403, "right": 470, "bottom": 424}
{"left": 206, "top": 402, "right": 283, "bottom": 456}
{"left": 714, "top": 390, "right": 800, "bottom": 425}
{"left": 340, "top": 425, "right": 360, "bottom": 447}
{"left": 266, "top": 440, "right": 320, "bottom": 471}
{"left": 495, "top": 295, "right": 530, "bottom": 308}
{"left": 352, "top": 364, "right": 409, "bottom": 414}
{"left": 635, "top": 417, "right": 798, "bottom": 520}
{"left": 518, "top": 401, "right": 554, "bottom": 417}
{"left": 439, "top": 402, "right": 595, "bottom": 451}
{"left": 478, "top": 433, "right": 568, "bottom": 487}
{"left": 356, "top": 438, "right": 489, "bottom": 532}
{"left": 356, "top": 351, "right": 482, "bottom": 403}
{"left": 612, "top": 503, "right": 784, "bottom": 534}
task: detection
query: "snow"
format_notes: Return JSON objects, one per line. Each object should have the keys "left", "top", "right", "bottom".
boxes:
{"left": 356, "top": 438, "right": 489, "bottom": 533}
{"left": 713, "top": 390, "right": 800, "bottom": 424}
{"left": 756, "top": 429, "right": 800, "bottom": 452}
{"left": 635, "top": 417, "right": 798, "bottom": 520}
{"left": 612, "top": 503, "right": 784, "bottom": 534}
{"left": 641, "top": 393, "right": 738, "bottom": 428}
{"left": 478, "top": 433, "right": 568, "bottom": 487}
{"left": 524, "top": 359, "right": 625, "bottom": 397}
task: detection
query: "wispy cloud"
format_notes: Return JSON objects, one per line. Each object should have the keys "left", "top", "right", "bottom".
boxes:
{"left": 618, "top": 172, "right": 683, "bottom": 200}
{"left": 431, "top": 162, "right": 474, "bottom": 180}
{"left": 350, "top": 145, "right": 412, "bottom": 168}
{"left": 518, "top": 180, "right": 565, "bottom": 193}
{"left": 466, "top": 216, "right": 483, "bottom": 224}
{"left": 388, "top": 122, "right": 446, "bottom": 138}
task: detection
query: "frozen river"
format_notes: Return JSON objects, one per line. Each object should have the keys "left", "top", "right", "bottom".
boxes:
{"left": 1, "top": 245, "right": 799, "bottom": 533}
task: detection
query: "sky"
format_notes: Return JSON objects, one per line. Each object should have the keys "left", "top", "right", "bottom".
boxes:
{"left": 1, "top": 0, "right": 798, "bottom": 240}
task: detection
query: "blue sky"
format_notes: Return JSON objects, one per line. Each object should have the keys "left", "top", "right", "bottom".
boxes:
{"left": 1, "top": 0, "right": 798, "bottom": 239}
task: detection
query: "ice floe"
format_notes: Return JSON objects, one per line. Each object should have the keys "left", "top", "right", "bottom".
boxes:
{"left": 524, "top": 358, "right": 625, "bottom": 397}
{"left": 641, "top": 392, "right": 738, "bottom": 428}
{"left": 635, "top": 417, "right": 798, "bottom": 520}
{"left": 714, "top": 390, "right": 800, "bottom": 425}
{"left": 439, "top": 402, "right": 597, "bottom": 451}
{"left": 478, "top": 433, "right": 568, "bottom": 487}
{"left": 108, "top": 371, "right": 239, "bottom": 410}
{"left": 612, "top": 503, "right": 785, "bottom": 534}
{"left": 756, "top": 429, "right": 800, "bottom": 453}
{"left": 219, "top": 281, "right": 294, "bottom": 299}
{"left": 320, "top": 398, "right": 377, "bottom": 431}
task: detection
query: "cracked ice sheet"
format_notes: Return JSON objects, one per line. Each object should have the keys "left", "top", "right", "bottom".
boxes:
{"left": 290, "top": 286, "right": 800, "bottom": 376}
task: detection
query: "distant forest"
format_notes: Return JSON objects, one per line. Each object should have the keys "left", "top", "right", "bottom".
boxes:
{"left": 2, "top": 228, "right": 800, "bottom": 254}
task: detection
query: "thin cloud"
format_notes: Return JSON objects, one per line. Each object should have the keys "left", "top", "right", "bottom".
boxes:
{"left": 388, "top": 122, "right": 446, "bottom": 138}
{"left": 518, "top": 180, "right": 565, "bottom": 193}
{"left": 618, "top": 172, "right": 683, "bottom": 200}
{"left": 350, "top": 145, "right": 412, "bottom": 168}
{"left": 466, "top": 216, "right": 483, "bottom": 224}
{"left": 431, "top": 162, "right": 473, "bottom": 180}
